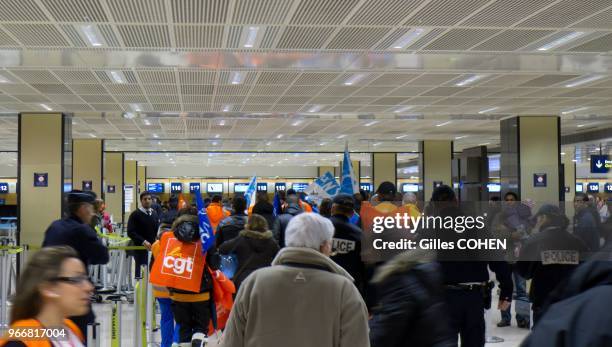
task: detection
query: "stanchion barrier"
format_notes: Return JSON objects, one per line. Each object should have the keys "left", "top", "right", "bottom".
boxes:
{"left": 87, "top": 322, "right": 101, "bottom": 347}
{"left": 133, "top": 277, "right": 141, "bottom": 347}
{"left": 110, "top": 298, "right": 122, "bottom": 347}
{"left": 0, "top": 245, "right": 23, "bottom": 329}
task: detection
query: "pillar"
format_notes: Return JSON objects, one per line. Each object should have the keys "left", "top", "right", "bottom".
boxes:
{"left": 137, "top": 164, "right": 147, "bottom": 208}
{"left": 419, "top": 140, "right": 453, "bottom": 201}
{"left": 372, "top": 153, "right": 397, "bottom": 194}
{"left": 563, "top": 147, "right": 576, "bottom": 203}
{"left": 104, "top": 152, "right": 124, "bottom": 224}
{"left": 500, "top": 116, "right": 561, "bottom": 205}
{"left": 18, "top": 113, "right": 70, "bottom": 246}
{"left": 124, "top": 160, "right": 137, "bottom": 222}
{"left": 72, "top": 139, "right": 103, "bottom": 197}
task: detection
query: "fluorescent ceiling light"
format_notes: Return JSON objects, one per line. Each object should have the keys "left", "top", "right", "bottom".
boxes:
{"left": 276, "top": 134, "right": 283, "bottom": 139}
{"left": 478, "top": 107, "right": 499, "bottom": 114}
{"left": 40, "top": 104, "right": 52, "bottom": 111}
{"left": 291, "top": 120, "right": 303, "bottom": 126}
{"left": 266, "top": 141, "right": 272, "bottom": 146}
{"left": 219, "top": 120, "right": 226, "bottom": 126}
{"left": 320, "top": 142, "right": 327, "bottom": 146}
{"left": 478, "top": 142, "right": 490, "bottom": 146}
{"left": 455, "top": 135, "right": 468, "bottom": 140}
{"left": 131, "top": 104, "right": 142, "bottom": 112}
{"left": 436, "top": 121, "right": 452, "bottom": 127}
{"left": 109, "top": 70, "right": 126, "bottom": 84}
{"left": 243, "top": 26, "right": 259, "bottom": 48}
{"left": 222, "top": 105, "right": 231, "bottom": 112}
{"left": 88, "top": 133, "right": 96, "bottom": 138}
{"left": 395, "top": 134, "right": 408, "bottom": 139}
{"left": 308, "top": 105, "right": 323, "bottom": 113}
{"left": 577, "top": 122, "right": 594, "bottom": 128}
{"left": 0, "top": 73, "right": 10, "bottom": 83}
{"left": 393, "top": 106, "right": 414, "bottom": 113}
{"left": 373, "top": 142, "right": 382, "bottom": 146}
{"left": 537, "top": 32, "right": 585, "bottom": 51}
{"left": 157, "top": 141, "right": 162, "bottom": 145}
{"left": 230, "top": 72, "right": 244, "bottom": 85}
{"left": 343, "top": 74, "right": 365, "bottom": 86}
{"left": 455, "top": 74, "right": 487, "bottom": 87}
{"left": 564, "top": 75, "right": 605, "bottom": 88}
{"left": 212, "top": 141, "right": 218, "bottom": 146}
{"left": 153, "top": 133, "right": 159, "bottom": 138}
{"left": 561, "top": 152, "right": 566, "bottom": 155}
{"left": 392, "top": 28, "right": 427, "bottom": 49}
{"left": 123, "top": 112, "right": 135, "bottom": 119}
{"left": 337, "top": 134, "right": 346, "bottom": 139}
{"left": 561, "top": 107, "right": 588, "bottom": 115}
{"left": 80, "top": 24, "right": 104, "bottom": 47}
{"left": 143, "top": 119, "right": 151, "bottom": 126}
{"left": 364, "top": 120, "right": 378, "bottom": 126}
{"left": 215, "top": 134, "right": 220, "bottom": 138}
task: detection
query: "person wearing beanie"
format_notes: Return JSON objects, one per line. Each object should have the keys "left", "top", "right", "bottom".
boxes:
{"left": 218, "top": 214, "right": 280, "bottom": 290}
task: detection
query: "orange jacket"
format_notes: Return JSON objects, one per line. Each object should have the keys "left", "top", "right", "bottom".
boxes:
{"left": 151, "top": 240, "right": 170, "bottom": 298}
{"left": 206, "top": 203, "right": 229, "bottom": 232}
{"left": 0, "top": 319, "right": 83, "bottom": 347}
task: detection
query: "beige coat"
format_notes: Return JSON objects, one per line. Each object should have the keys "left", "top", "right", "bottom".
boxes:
{"left": 221, "top": 247, "right": 370, "bottom": 347}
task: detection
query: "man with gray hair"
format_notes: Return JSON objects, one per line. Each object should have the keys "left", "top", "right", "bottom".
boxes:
{"left": 221, "top": 213, "right": 370, "bottom": 347}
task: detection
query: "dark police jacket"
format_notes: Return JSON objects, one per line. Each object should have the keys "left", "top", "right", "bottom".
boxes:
{"left": 330, "top": 214, "right": 365, "bottom": 291}
{"left": 43, "top": 215, "right": 109, "bottom": 266}
{"left": 521, "top": 248, "right": 612, "bottom": 347}
{"left": 516, "top": 225, "right": 588, "bottom": 308}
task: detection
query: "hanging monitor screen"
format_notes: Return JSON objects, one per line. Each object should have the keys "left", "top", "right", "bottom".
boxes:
{"left": 147, "top": 183, "right": 164, "bottom": 193}
{"left": 257, "top": 182, "right": 268, "bottom": 192}
{"left": 0, "top": 183, "right": 8, "bottom": 194}
{"left": 402, "top": 183, "right": 419, "bottom": 192}
{"left": 587, "top": 183, "right": 600, "bottom": 193}
{"left": 234, "top": 183, "right": 249, "bottom": 193}
{"left": 63, "top": 183, "right": 72, "bottom": 192}
{"left": 292, "top": 183, "right": 308, "bottom": 192}
{"left": 275, "top": 183, "right": 286, "bottom": 192}
{"left": 487, "top": 183, "right": 501, "bottom": 192}
{"left": 207, "top": 183, "right": 223, "bottom": 193}
{"left": 576, "top": 183, "right": 583, "bottom": 193}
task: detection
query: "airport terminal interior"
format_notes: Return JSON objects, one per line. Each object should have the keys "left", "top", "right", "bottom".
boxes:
{"left": 1, "top": 0, "right": 612, "bottom": 346}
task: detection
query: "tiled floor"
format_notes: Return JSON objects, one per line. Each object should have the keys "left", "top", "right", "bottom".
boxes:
{"left": 93, "top": 299, "right": 529, "bottom": 346}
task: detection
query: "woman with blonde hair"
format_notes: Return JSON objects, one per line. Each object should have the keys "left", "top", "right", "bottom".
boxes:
{"left": 218, "top": 213, "right": 280, "bottom": 290}
{"left": 1, "top": 246, "right": 94, "bottom": 347}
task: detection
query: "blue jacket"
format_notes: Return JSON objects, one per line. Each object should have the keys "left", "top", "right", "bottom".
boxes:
{"left": 43, "top": 215, "right": 109, "bottom": 266}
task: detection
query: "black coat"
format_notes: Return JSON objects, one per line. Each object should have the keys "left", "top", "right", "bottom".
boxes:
{"left": 516, "top": 225, "right": 588, "bottom": 308}
{"left": 215, "top": 214, "right": 247, "bottom": 248}
{"left": 330, "top": 214, "right": 365, "bottom": 291}
{"left": 369, "top": 252, "right": 456, "bottom": 347}
{"left": 218, "top": 229, "right": 279, "bottom": 289}
{"left": 521, "top": 246, "right": 612, "bottom": 347}
{"left": 43, "top": 215, "right": 109, "bottom": 266}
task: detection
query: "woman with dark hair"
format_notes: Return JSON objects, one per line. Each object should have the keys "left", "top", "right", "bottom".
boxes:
{"left": 318, "top": 198, "right": 333, "bottom": 218}
{"left": 252, "top": 191, "right": 276, "bottom": 228}
{"left": 1, "top": 246, "right": 93, "bottom": 346}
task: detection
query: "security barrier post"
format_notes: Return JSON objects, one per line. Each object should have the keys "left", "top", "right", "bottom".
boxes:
{"left": 111, "top": 299, "right": 122, "bottom": 347}
{"left": 0, "top": 249, "right": 7, "bottom": 329}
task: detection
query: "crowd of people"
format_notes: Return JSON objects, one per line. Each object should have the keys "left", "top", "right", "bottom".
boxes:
{"left": 2, "top": 183, "right": 612, "bottom": 347}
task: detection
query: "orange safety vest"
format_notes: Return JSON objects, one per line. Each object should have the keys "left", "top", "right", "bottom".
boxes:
{"left": 206, "top": 203, "right": 229, "bottom": 232}
{"left": 150, "top": 232, "right": 205, "bottom": 293}
{"left": 0, "top": 319, "right": 83, "bottom": 347}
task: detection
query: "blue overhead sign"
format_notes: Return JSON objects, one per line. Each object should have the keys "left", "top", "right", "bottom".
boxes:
{"left": 605, "top": 183, "right": 612, "bottom": 193}
{"left": 257, "top": 182, "right": 268, "bottom": 192}
{"left": 189, "top": 182, "right": 201, "bottom": 192}
{"left": 360, "top": 183, "right": 372, "bottom": 192}
{"left": 587, "top": 182, "right": 600, "bottom": 193}
{"left": 275, "top": 183, "right": 286, "bottom": 192}
{"left": 591, "top": 155, "right": 611, "bottom": 174}
{"left": 0, "top": 183, "right": 8, "bottom": 194}
{"left": 170, "top": 182, "right": 183, "bottom": 193}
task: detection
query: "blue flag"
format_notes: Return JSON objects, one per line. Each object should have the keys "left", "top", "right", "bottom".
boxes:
{"left": 340, "top": 142, "right": 359, "bottom": 195}
{"left": 244, "top": 175, "right": 257, "bottom": 211}
{"left": 195, "top": 187, "right": 215, "bottom": 252}
{"left": 273, "top": 191, "right": 282, "bottom": 217}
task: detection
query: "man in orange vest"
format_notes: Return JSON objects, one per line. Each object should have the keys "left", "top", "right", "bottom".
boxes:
{"left": 206, "top": 195, "right": 229, "bottom": 232}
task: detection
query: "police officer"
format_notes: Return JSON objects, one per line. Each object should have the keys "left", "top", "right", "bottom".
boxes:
{"left": 330, "top": 194, "right": 365, "bottom": 296}
{"left": 516, "top": 204, "right": 588, "bottom": 325}
{"left": 422, "top": 185, "right": 512, "bottom": 347}
{"left": 42, "top": 190, "right": 110, "bottom": 341}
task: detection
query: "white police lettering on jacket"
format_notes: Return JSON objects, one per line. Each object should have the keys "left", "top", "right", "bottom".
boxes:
{"left": 541, "top": 250, "right": 579, "bottom": 265}
{"left": 332, "top": 238, "right": 356, "bottom": 254}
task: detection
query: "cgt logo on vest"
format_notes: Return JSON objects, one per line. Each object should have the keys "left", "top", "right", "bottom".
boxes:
{"left": 161, "top": 238, "right": 197, "bottom": 279}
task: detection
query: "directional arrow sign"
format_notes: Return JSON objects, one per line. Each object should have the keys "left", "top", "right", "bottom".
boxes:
{"left": 591, "top": 155, "right": 610, "bottom": 174}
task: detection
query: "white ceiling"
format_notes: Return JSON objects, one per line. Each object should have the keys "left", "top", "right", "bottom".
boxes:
{"left": 0, "top": 0, "right": 611, "bottom": 152}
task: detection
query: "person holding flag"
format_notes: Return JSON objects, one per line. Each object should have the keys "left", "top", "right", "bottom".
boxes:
{"left": 244, "top": 175, "right": 257, "bottom": 213}
{"left": 150, "top": 187, "right": 231, "bottom": 347}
